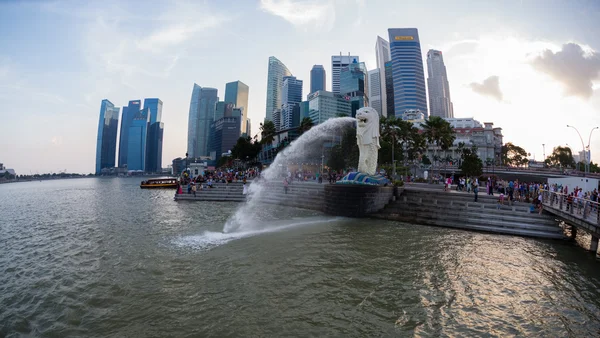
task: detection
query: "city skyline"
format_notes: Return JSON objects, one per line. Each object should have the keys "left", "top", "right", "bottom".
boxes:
{"left": 1, "top": 0, "right": 600, "bottom": 173}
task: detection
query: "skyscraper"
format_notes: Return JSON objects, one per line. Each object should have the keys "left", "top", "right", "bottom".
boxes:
{"left": 144, "top": 98, "right": 163, "bottom": 125}
{"left": 265, "top": 56, "right": 292, "bottom": 122}
{"left": 209, "top": 116, "right": 241, "bottom": 162}
{"left": 308, "top": 91, "right": 352, "bottom": 125}
{"left": 368, "top": 69, "right": 382, "bottom": 116}
{"left": 187, "top": 84, "right": 218, "bottom": 158}
{"left": 375, "top": 36, "right": 391, "bottom": 117}
{"left": 143, "top": 98, "right": 164, "bottom": 173}
{"left": 331, "top": 54, "right": 359, "bottom": 95}
{"left": 426, "top": 49, "right": 454, "bottom": 118}
{"left": 384, "top": 61, "right": 395, "bottom": 117}
{"left": 310, "top": 65, "right": 326, "bottom": 94}
{"left": 388, "top": 28, "right": 428, "bottom": 118}
{"left": 281, "top": 76, "right": 303, "bottom": 130}
{"left": 224, "top": 80, "right": 249, "bottom": 134}
{"left": 126, "top": 108, "right": 150, "bottom": 171}
{"left": 118, "top": 100, "right": 141, "bottom": 167}
{"left": 340, "top": 61, "right": 368, "bottom": 117}
{"left": 95, "top": 99, "right": 120, "bottom": 174}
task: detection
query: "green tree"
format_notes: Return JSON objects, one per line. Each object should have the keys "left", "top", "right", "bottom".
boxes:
{"left": 327, "top": 145, "right": 346, "bottom": 172}
{"left": 546, "top": 146, "right": 575, "bottom": 168}
{"left": 421, "top": 116, "right": 455, "bottom": 179}
{"left": 259, "top": 120, "right": 276, "bottom": 145}
{"left": 501, "top": 142, "right": 529, "bottom": 167}
{"left": 298, "top": 117, "right": 314, "bottom": 135}
{"left": 458, "top": 142, "right": 483, "bottom": 177}
{"left": 340, "top": 127, "right": 359, "bottom": 170}
{"left": 231, "top": 136, "right": 261, "bottom": 161}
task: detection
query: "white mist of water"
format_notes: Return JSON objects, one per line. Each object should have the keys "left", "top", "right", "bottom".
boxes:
{"left": 222, "top": 117, "right": 356, "bottom": 233}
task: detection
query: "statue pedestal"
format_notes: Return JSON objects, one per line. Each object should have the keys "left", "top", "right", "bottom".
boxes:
{"left": 323, "top": 184, "right": 394, "bottom": 217}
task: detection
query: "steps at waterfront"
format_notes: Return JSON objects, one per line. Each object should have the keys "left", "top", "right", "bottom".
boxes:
{"left": 175, "top": 182, "right": 246, "bottom": 202}
{"left": 174, "top": 181, "right": 328, "bottom": 209}
{"left": 376, "top": 187, "right": 566, "bottom": 239}
{"left": 251, "top": 182, "right": 326, "bottom": 212}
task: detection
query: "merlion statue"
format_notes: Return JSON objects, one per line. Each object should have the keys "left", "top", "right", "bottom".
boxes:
{"left": 355, "top": 107, "right": 380, "bottom": 175}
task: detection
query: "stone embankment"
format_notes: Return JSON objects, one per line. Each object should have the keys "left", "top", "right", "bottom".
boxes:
{"left": 374, "top": 187, "right": 566, "bottom": 239}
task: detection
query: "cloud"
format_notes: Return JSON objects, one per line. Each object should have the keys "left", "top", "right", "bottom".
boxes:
{"left": 259, "top": 0, "right": 335, "bottom": 30}
{"left": 531, "top": 43, "right": 600, "bottom": 99}
{"left": 469, "top": 76, "right": 503, "bottom": 101}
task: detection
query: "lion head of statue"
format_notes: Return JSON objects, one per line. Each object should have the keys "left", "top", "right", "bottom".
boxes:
{"left": 355, "top": 107, "right": 380, "bottom": 147}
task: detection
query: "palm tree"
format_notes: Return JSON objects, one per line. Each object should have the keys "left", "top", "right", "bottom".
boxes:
{"left": 421, "top": 116, "right": 456, "bottom": 181}
{"left": 380, "top": 116, "right": 401, "bottom": 177}
{"left": 259, "top": 120, "right": 276, "bottom": 145}
{"left": 298, "top": 117, "right": 314, "bottom": 135}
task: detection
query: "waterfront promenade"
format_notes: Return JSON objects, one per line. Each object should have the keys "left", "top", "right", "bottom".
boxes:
{"left": 175, "top": 180, "right": 568, "bottom": 239}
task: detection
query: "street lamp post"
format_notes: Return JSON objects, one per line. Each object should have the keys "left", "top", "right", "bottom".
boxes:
{"left": 542, "top": 144, "right": 545, "bottom": 163}
{"left": 567, "top": 125, "right": 599, "bottom": 176}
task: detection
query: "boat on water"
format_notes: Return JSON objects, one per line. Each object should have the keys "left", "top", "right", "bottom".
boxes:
{"left": 140, "top": 178, "right": 178, "bottom": 189}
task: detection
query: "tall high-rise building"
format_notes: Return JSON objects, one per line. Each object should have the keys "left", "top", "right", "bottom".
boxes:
{"left": 310, "top": 65, "right": 326, "bottom": 94}
{"left": 368, "top": 69, "right": 382, "bottom": 116}
{"left": 246, "top": 118, "right": 251, "bottom": 137}
{"left": 126, "top": 108, "right": 150, "bottom": 171}
{"left": 187, "top": 84, "right": 219, "bottom": 158}
{"left": 224, "top": 80, "right": 249, "bottom": 134}
{"left": 273, "top": 109, "right": 282, "bottom": 131}
{"left": 375, "top": 36, "right": 391, "bottom": 117}
{"left": 384, "top": 61, "right": 395, "bottom": 117}
{"left": 308, "top": 90, "right": 352, "bottom": 125}
{"left": 143, "top": 98, "right": 164, "bottom": 172}
{"left": 331, "top": 53, "right": 359, "bottom": 95}
{"left": 388, "top": 28, "right": 428, "bottom": 118}
{"left": 426, "top": 49, "right": 454, "bottom": 118}
{"left": 340, "top": 61, "right": 368, "bottom": 117}
{"left": 118, "top": 100, "right": 141, "bottom": 167}
{"left": 95, "top": 99, "right": 120, "bottom": 174}
{"left": 265, "top": 56, "right": 292, "bottom": 122}
{"left": 209, "top": 116, "right": 241, "bottom": 162}
{"left": 281, "top": 76, "right": 303, "bottom": 130}
{"left": 144, "top": 98, "right": 163, "bottom": 125}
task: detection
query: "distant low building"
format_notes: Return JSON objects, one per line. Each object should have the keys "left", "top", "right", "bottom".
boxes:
{"left": 420, "top": 118, "right": 503, "bottom": 166}
{"left": 0, "top": 162, "right": 16, "bottom": 177}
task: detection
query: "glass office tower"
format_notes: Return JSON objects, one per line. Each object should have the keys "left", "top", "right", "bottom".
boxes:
{"left": 388, "top": 28, "right": 428, "bottom": 118}
{"left": 340, "top": 61, "right": 368, "bottom": 117}
{"left": 187, "top": 84, "right": 219, "bottom": 158}
{"left": 265, "top": 56, "right": 292, "bottom": 122}
{"left": 126, "top": 108, "right": 150, "bottom": 171}
{"left": 281, "top": 76, "right": 303, "bottom": 129}
{"left": 118, "top": 100, "right": 141, "bottom": 167}
{"left": 310, "top": 65, "right": 326, "bottom": 94}
{"left": 143, "top": 98, "right": 164, "bottom": 172}
{"left": 224, "top": 81, "right": 249, "bottom": 134}
{"left": 95, "top": 99, "right": 120, "bottom": 174}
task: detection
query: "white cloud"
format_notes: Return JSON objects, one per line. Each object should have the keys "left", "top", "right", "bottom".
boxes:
{"left": 531, "top": 43, "right": 600, "bottom": 99}
{"left": 259, "top": 0, "right": 335, "bottom": 30}
{"left": 469, "top": 76, "right": 503, "bottom": 101}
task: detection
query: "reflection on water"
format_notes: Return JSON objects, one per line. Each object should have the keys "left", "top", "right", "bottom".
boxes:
{"left": 1, "top": 178, "right": 600, "bottom": 337}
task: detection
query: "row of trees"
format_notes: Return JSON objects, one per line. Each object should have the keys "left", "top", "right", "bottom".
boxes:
{"left": 325, "top": 116, "right": 489, "bottom": 177}
{"left": 228, "top": 117, "right": 316, "bottom": 166}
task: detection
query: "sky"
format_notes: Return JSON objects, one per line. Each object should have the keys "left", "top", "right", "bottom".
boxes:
{"left": 1, "top": 0, "right": 600, "bottom": 174}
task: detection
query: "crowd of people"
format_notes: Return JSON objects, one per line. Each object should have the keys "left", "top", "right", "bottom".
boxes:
{"left": 176, "top": 167, "right": 260, "bottom": 196}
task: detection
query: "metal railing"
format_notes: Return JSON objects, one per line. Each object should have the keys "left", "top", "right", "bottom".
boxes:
{"left": 541, "top": 190, "right": 599, "bottom": 225}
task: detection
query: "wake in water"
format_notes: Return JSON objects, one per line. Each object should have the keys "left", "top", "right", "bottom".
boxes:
{"left": 174, "top": 216, "right": 342, "bottom": 251}
{"left": 222, "top": 117, "right": 356, "bottom": 234}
